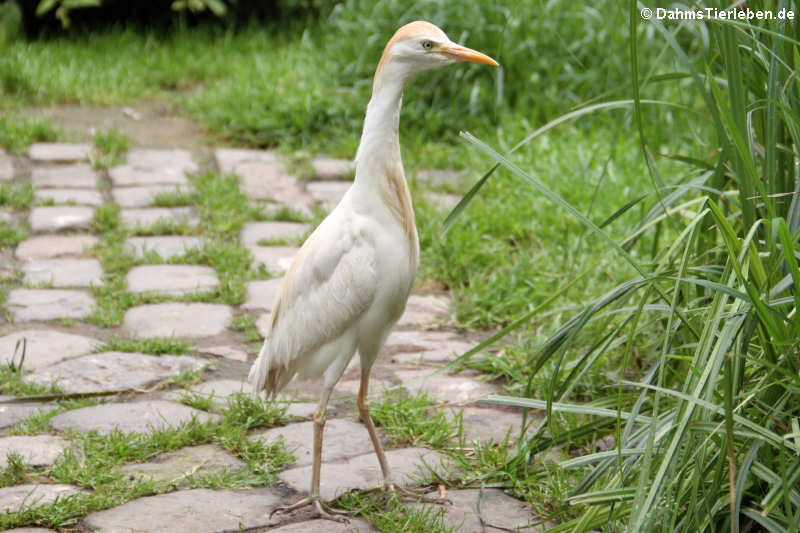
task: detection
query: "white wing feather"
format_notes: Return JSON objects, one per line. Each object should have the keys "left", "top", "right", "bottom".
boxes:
{"left": 249, "top": 218, "right": 376, "bottom": 396}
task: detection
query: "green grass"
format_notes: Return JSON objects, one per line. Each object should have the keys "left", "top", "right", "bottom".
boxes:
{"left": 0, "top": 181, "right": 34, "bottom": 209}
{"left": 0, "top": 220, "right": 29, "bottom": 248}
{"left": 0, "top": 114, "right": 60, "bottom": 153}
{"left": 337, "top": 491, "right": 456, "bottom": 533}
{"left": 92, "top": 127, "right": 132, "bottom": 169}
{"left": 0, "top": 394, "right": 292, "bottom": 530}
{"left": 102, "top": 336, "right": 195, "bottom": 355}
{"left": 370, "top": 392, "right": 459, "bottom": 449}
{"left": 229, "top": 313, "right": 263, "bottom": 343}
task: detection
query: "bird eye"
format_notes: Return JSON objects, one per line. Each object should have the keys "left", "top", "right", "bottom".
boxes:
{"left": 421, "top": 40, "right": 433, "bottom": 50}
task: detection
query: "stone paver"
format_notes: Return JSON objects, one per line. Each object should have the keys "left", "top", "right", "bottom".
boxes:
{"left": 30, "top": 163, "right": 97, "bottom": 188}
{"left": 397, "top": 369, "right": 499, "bottom": 404}
{"left": 307, "top": 180, "right": 351, "bottom": 209}
{"left": 29, "top": 206, "right": 94, "bottom": 233}
{"left": 416, "top": 488, "right": 539, "bottom": 532}
{"left": 109, "top": 165, "right": 188, "bottom": 187}
{"left": 123, "top": 303, "right": 232, "bottom": 338}
{"left": 398, "top": 294, "right": 452, "bottom": 327}
{"left": 126, "top": 265, "right": 219, "bottom": 296}
{"left": 0, "top": 400, "right": 50, "bottom": 429}
{"left": 112, "top": 184, "right": 191, "bottom": 208}
{"left": 4, "top": 528, "right": 58, "bottom": 533}
{"left": 83, "top": 487, "right": 281, "bottom": 533}
{"left": 127, "top": 148, "right": 198, "bottom": 173}
{"left": 311, "top": 157, "right": 354, "bottom": 180}
{"left": 124, "top": 235, "right": 203, "bottom": 259}
{"left": 214, "top": 147, "right": 277, "bottom": 174}
{"left": 0, "top": 149, "right": 13, "bottom": 181}
{"left": 168, "top": 378, "right": 250, "bottom": 400}
{"left": 28, "top": 142, "right": 91, "bottom": 162}
{"left": 248, "top": 245, "right": 298, "bottom": 274}
{"left": 22, "top": 258, "right": 103, "bottom": 287}
{"left": 200, "top": 345, "right": 248, "bottom": 362}
{"left": 14, "top": 235, "right": 98, "bottom": 260}
{"left": 0, "top": 435, "right": 69, "bottom": 468}
{"left": 7, "top": 289, "right": 95, "bottom": 321}
{"left": 452, "top": 407, "right": 523, "bottom": 444}
{"left": 240, "top": 221, "right": 310, "bottom": 245}
{"left": 118, "top": 444, "right": 245, "bottom": 487}
{"left": 279, "top": 448, "right": 452, "bottom": 501}
{"left": 236, "top": 161, "right": 312, "bottom": 208}
{"left": 273, "top": 519, "right": 378, "bottom": 532}
{"left": 243, "top": 278, "right": 282, "bottom": 310}
{"left": 253, "top": 418, "right": 375, "bottom": 467}
{"left": 25, "top": 352, "right": 206, "bottom": 394}
{"left": 50, "top": 400, "right": 220, "bottom": 435}
{"left": 0, "top": 330, "right": 100, "bottom": 371}
{"left": 383, "top": 330, "right": 472, "bottom": 364}
{"left": 0, "top": 484, "right": 81, "bottom": 514}
{"left": 34, "top": 188, "right": 103, "bottom": 206}
{"left": 120, "top": 206, "right": 197, "bottom": 228}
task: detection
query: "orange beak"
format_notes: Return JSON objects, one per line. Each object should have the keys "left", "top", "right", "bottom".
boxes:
{"left": 441, "top": 43, "right": 499, "bottom": 66}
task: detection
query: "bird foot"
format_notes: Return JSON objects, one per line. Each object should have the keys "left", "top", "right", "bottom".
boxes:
{"left": 270, "top": 496, "right": 352, "bottom": 523}
{"left": 364, "top": 483, "right": 451, "bottom": 505}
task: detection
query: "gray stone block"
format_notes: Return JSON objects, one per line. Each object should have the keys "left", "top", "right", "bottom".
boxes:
{"left": 22, "top": 258, "right": 103, "bottom": 287}
{"left": 31, "top": 164, "right": 97, "bottom": 188}
{"left": 123, "top": 303, "right": 232, "bottom": 338}
{"left": 35, "top": 188, "right": 103, "bottom": 206}
{"left": 0, "top": 484, "right": 81, "bottom": 514}
{"left": 50, "top": 400, "right": 220, "bottom": 435}
{"left": 278, "top": 448, "right": 452, "bottom": 501}
{"left": 126, "top": 265, "right": 218, "bottom": 296}
{"left": 0, "top": 435, "right": 69, "bottom": 468}
{"left": 28, "top": 143, "right": 91, "bottom": 162}
{"left": 112, "top": 185, "right": 191, "bottom": 208}
{"left": 109, "top": 165, "right": 188, "bottom": 187}
{"left": 0, "top": 329, "right": 100, "bottom": 371}
{"left": 83, "top": 487, "right": 281, "bottom": 532}
{"left": 29, "top": 206, "right": 94, "bottom": 233}
{"left": 123, "top": 236, "right": 202, "bottom": 259}
{"left": 240, "top": 221, "right": 310, "bottom": 245}
{"left": 243, "top": 278, "right": 282, "bottom": 311}
{"left": 252, "top": 418, "right": 375, "bottom": 467}
{"left": 14, "top": 235, "right": 98, "bottom": 260}
{"left": 7, "top": 289, "right": 95, "bottom": 321}
{"left": 25, "top": 351, "right": 206, "bottom": 394}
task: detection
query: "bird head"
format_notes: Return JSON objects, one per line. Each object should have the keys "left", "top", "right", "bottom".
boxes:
{"left": 373, "top": 20, "right": 498, "bottom": 90}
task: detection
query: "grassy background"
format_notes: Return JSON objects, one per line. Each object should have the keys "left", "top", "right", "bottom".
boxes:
{"left": 2, "top": 0, "right": 799, "bottom": 531}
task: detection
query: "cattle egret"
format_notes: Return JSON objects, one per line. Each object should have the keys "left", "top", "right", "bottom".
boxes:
{"left": 249, "top": 20, "right": 497, "bottom": 521}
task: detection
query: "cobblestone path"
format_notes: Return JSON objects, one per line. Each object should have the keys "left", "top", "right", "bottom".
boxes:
{"left": 0, "top": 143, "right": 536, "bottom": 532}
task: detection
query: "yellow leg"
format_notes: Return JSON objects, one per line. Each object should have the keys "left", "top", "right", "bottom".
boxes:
{"left": 271, "top": 387, "right": 352, "bottom": 523}
{"left": 358, "top": 369, "right": 394, "bottom": 488}
{"left": 358, "top": 369, "right": 451, "bottom": 505}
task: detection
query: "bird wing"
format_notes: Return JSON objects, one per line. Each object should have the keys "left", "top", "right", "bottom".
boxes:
{"left": 249, "top": 219, "right": 376, "bottom": 395}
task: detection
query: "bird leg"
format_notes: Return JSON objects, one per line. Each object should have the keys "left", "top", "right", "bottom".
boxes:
{"left": 270, "top": 387, "right": 352, "bottom": 523}
{"left": 357, "top": 369, "right": 450, "bottom": 505}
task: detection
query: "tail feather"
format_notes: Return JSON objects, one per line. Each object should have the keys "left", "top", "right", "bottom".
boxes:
{"left": 248, "top": 341, "right": 292, "bottom": 400}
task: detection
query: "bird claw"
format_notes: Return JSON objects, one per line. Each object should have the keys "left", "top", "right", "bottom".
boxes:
{"left": 369, "top": 483, "right": 452, "bottom": 505}
{"left": 270, "top": 496, "right": 352, "bottom": 523}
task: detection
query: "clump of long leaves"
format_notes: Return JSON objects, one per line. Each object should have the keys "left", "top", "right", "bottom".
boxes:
{"left": 448, "top": 1, "right": 800, "bottom": 531}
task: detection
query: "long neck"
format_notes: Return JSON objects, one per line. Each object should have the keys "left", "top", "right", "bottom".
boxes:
{"left": 354, "top": 75, "right": 405, "bottom": 181}
{"left": 352, "top": 68, "right": 419, "bottom": 267}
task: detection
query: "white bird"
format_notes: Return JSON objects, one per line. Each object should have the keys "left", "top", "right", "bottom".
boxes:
{"left": 249, "top": 20, "right": 497, "bottom": 521}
